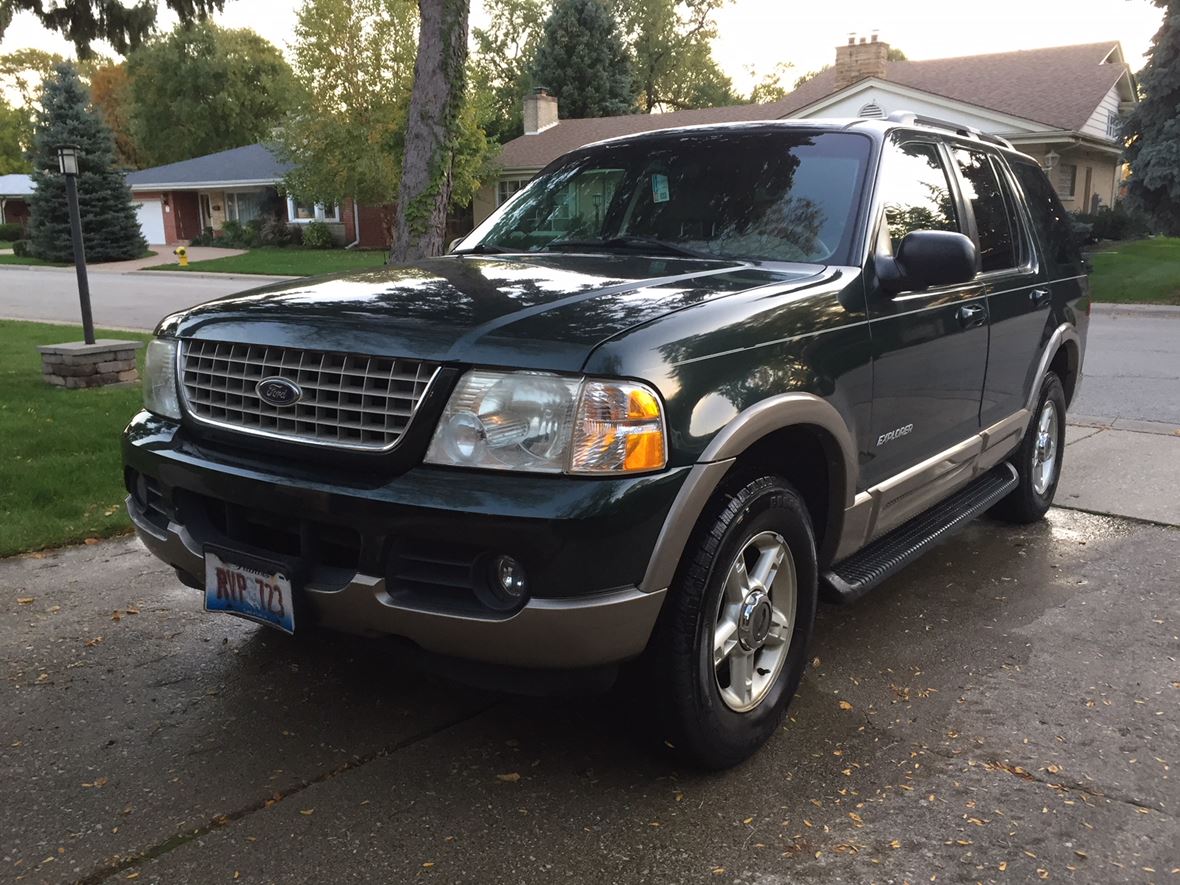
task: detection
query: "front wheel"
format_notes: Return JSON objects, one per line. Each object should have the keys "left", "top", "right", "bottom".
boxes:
{"left": 991, "top": 372, "right": 1067, "bottom": 524}
{"left": 649, "top": 474, "right": 818, "bottom": 769}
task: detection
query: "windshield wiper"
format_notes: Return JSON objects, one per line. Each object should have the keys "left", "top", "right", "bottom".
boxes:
{"left": 543, "top": 236, "right": 714, "bottom": 260}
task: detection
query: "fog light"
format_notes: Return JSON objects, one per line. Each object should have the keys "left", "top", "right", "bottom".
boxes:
{"left": 490, "top": 554, "right": 528, "bottom": 602}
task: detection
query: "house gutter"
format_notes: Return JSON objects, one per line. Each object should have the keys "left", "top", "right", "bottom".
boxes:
{"left": 345, "top": 198, "right": 361, "bottom": 250}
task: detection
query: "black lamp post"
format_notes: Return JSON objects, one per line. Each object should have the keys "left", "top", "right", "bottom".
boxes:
{"left": 57, "top": 144, "right": 95, "bottom": 345}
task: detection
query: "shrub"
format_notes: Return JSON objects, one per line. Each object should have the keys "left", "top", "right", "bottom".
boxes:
{"left": 12, "top": 239, "right": 31, "bottom": 257}
{"left": 1070, "top": 204, "right": 1151, "bottom": 243}
{"left": 189, "top": 226, "right": 216, "bottom": 247}
{"left": 259, "top": 217, "right": 293, "bottom": 247}
{"left": 0, "top": 222, "right": 24, "bottom": 241}
{"left": 287, "top": 224, "right": 303, "bottom": 247}
{"left": 217, "top": 219, "right": 256, "bottom": 249}
{"left": 302, "top": 220, "right": 334, "bottom": 249}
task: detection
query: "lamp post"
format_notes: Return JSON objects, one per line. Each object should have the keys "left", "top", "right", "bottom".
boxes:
{"left": 57, "top": 144, "right": 95, "bottom": 345}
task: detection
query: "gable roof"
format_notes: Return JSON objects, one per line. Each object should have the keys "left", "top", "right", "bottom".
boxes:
{"left": 762, "top": 41, "right": 1129, "bottom": 131}
{"left": 125, "top": 143, "right": 292, "bottom": 189}
{"left": 0, "top": 173, "right": 34, "bottom": 198}
{"left": 498, "top": 41, "right": 1130, "bottom": 172}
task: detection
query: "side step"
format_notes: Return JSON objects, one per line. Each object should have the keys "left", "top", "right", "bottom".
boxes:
{"left": 820, "top": 463, "right": 1019, "bottom": 604}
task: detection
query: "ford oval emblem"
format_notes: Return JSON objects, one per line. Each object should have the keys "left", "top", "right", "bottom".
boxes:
{"left": 256, "top": 377, "right": 302, "bottom": 408}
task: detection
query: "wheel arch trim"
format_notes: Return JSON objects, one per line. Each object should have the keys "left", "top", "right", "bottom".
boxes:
{"left": 1026, "top": 322, "right": 1082, "bottom": 418}
{"left": 640, "top": 393, "right": 857, "bottom": 593}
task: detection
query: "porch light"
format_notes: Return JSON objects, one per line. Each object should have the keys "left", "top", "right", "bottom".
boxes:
{"left": 56, "top": 144, "right": 80, "bottom": 176}
{"left": 1043, "top": 150, "right": 1059, "bottom": 173}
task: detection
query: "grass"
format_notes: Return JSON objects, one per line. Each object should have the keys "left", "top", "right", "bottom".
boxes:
{"left": 1088, "top": 237, "right": 1180, "bottom": 305}
{"left": 0, "top": 253, "right": 70, "bottom": 266}
{"left": 0, "top": 240, "right": 13, "bottom": 249}
{"left": 146, "top": 246, "right": 389, "bottom": 276}
{"left": 0, "top": 320, "right": 151, "bottom": 557}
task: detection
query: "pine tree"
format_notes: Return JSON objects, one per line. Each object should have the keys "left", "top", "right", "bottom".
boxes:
{"left": 1124, "top": 0, "right": 1180, "bottom": 234}
{"left": 531, "top": 0, "right": 636, "bottom": 118}
{"left": 27, "top": 63, "right": 145, "bottom": 263}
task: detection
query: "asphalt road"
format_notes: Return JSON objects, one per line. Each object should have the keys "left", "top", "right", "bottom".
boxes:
{"left": 0, "top": 268, "right": 284, "bottom": 332}
{"left": 2, "top": 508, "right": 1177, "bottom": 884}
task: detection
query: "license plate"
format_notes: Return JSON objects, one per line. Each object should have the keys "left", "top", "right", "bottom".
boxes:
{"left": 203, "top": 550, "right": 296, "bottom": 634}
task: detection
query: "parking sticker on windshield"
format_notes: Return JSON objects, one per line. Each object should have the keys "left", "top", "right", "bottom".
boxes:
{"left": 651, "top": 174, "right": 670, "bottom": 203}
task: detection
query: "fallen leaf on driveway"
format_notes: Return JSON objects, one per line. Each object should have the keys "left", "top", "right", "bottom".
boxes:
{"left": 84, "top": 538, "right": 99, "bottom": 545}
{"left": 496, "top": 772, "right": 521, "bottom": 783}
{"left": 17, "top": 597, "right": 34, "bottom": 605}
{"left": 838, "top": 700, "right": 853, "bottom": 711}
{"left": 299, "top": 808, "right": 314, "bottom": 816}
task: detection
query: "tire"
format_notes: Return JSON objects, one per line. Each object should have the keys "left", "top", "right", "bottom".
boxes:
{"left": 647, "top": 474, "right": 818, "bottom": 769}
{"left": 991, "top": 372, "right": 1067, "bottom": 524}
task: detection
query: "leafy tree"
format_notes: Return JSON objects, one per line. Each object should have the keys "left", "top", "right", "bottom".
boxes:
{"left": 89, "top": 61, "right": 140, "bottom": 168}
{"left": 1124, "top": 0, "right": 1180, "bottom": 234}
{"left": 887, "top": 47, "right": 907, "bottom": 61}
{"left": 0, "top": 0, "right": 223, "bottom": 58}
{"left": 391, "top": 0, "right": 478, "bottom": 260}
{"left": 279, "top": 0, "right": 418, "bottom": 243}
{"left": 126, "top": 22, "right": 298, "bottom": 166}
{"left": 0, "top": 50, "right": 68, "bottom": 108}
{"left": 748, "top": 61, "right": 794, "bottom": 104}
{"left": 531, "top": 0, "right": 636, "bottom": 118}
{"left": 27, "top": 63, "right": 145, "bottom": 262}
{"left": 0, "top": 96, "right": 31, "bottom": 174}
{"left": 470, "top": 0, "right": 548, "bottom": 141}
{"left": 613, "top": 0, "right": 736, "bottom": 112}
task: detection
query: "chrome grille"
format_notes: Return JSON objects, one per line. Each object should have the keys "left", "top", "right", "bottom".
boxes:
{"left": 178, "top": 339, "right": 438, "bottom": 451}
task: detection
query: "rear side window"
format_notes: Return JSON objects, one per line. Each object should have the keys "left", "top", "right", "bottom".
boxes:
{"left": 879, "top": 141, "right": 960, "bottom": 251}
{"left": 953, "top": 149, "right": 1021, "bottom": 273}
{"left": 1010, "top": 159, "right": 1083, "bottom": 279}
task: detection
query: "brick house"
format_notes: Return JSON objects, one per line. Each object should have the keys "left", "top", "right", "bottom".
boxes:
{"left": 475, "top": 38, "right": 1136, "bottom": 225}
{"left": 0, "top": 173, "right": 33, "bottom": 228}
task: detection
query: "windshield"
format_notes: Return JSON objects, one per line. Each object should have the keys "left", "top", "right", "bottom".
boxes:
{"left": 464, "top": 129, "right": 872, "bottom": 265}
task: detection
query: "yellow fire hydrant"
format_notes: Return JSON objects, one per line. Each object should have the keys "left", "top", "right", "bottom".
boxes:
{"left": 174, "top": 245, "right": 189, "bottom": 268}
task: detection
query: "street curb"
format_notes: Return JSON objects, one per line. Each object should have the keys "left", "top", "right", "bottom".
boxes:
{"left": 1091, "top": 303, "right": 1180, "bottom": 319}
{"left": 128, "top": 270, "right": 301, "bottom": 282}
{"left": 0, "top": 315, "right": 151, "bottom": 333}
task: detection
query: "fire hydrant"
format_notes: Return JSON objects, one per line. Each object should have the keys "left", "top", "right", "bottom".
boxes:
{"left": 173, "top": 245, "right": 189, "bottom": 267}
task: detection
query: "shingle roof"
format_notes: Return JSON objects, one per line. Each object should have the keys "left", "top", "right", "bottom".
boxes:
{"left": 0, "top": 173, "right": 34, "bottom": 197}
{"left": 498, "top": 42, "right": 1129, "bottom": 172}
{"left": 125, "top": 143, "right": 292, "bottom": 188}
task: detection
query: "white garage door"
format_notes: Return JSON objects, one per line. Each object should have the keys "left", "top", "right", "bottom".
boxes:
{"left": 133, "top": 198, "right": 166, "bottom": 244}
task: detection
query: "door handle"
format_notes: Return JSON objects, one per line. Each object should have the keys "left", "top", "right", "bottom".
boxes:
{"left": 1030, "top": 288, "right": 1051, "bottom": 308}
{"left": 956, "top": 303, "right": 986, "bottom": 329}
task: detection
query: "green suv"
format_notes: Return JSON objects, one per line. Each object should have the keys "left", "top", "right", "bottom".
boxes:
{"left": 124, "top": 115, "right": 1087, "bottom": 767}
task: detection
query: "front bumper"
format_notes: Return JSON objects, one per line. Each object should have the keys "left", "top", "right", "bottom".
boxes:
{"left": 123, "top": 412, "right": 685, "bottom": 668}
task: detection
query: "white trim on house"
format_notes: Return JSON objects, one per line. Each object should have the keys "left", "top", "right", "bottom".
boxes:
{"left": 129, "top": 178, "right": 281, "bottom": 191}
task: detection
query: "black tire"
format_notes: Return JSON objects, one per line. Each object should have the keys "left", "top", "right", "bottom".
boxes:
{"left": 991, "top": 372, "right": 1067, "bottom": 524}
{"left": 648, "top": 474, "right": 818, "bottom": 769}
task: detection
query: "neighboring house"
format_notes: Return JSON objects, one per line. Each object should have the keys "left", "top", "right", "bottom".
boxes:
{"left": 124, "top": 143, "right": 386, "bottom": 247}
{"left": 476, "top": 38, "right": 1136, "bottom": 225}
{"left": 0, "top": 173, "right": 33, "bottom": 228}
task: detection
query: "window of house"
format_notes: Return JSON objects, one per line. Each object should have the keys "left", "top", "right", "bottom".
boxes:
{"left": 1106, "top": 111, "right": 1121, "bottom": 139}
{"left": 286, "top": 197, "right": 341, "bottom": 223}
{"left": 1056, "top": 163, "right": 1077, "bottom": 199}
{"left": 879, "top": 140, "right": 961, "bottom": 252}
{"left": 953, "top": 148, "right": 1021, "bottom": 273}
{"left": 497, "top": 178, "right": 529, "bottom": 206}
{"left": 225, "top": 191, "right": 264, "bottom": 224}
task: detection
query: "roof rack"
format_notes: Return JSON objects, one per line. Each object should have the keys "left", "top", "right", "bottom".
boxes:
{"left": 883, "top": 110, "right": 1015, "bottom": 151}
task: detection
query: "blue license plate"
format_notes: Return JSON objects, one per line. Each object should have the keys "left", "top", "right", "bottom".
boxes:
{"left": 203, "top": 550, "right": 296, "bottom": 634}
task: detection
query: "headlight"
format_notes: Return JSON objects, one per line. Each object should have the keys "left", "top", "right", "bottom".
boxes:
{"left": 425, "top": 371, "right": 667, "bottom": 475}
{"left": 143, "top": 338, "right": 181, "bottom": 420}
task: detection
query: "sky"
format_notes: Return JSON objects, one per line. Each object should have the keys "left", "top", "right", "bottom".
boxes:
{"left": 0, "top": 0, "right": 1166, "bottom": 98}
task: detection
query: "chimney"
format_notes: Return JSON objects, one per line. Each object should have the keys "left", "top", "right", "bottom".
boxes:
{"left": 523, "top": 87, "right": 559, "bottom": 135}
{"left": 834, "top": 32, "right": 890, "bottom": 90}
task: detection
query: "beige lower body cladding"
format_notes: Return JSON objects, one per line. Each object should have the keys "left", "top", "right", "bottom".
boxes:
{"left": 37, "top": 339, "right": 144, "bottom": 389}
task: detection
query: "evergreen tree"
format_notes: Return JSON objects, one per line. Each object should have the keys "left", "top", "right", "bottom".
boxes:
{"left": 531, "top": 0, "right": 636, "bottom": 118}
{"left": 27, "top": 63, "right": 145, "bottom": 262}
{"left": 1124, "top": 0, "right": 1180, "bottom": 235}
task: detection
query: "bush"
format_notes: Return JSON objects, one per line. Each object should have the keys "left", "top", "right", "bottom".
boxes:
{"left": 189, "top": 226, "right": 215, "bottom": 247}
{"left": 287, "top": 224, "right": 303, "bottom": 247}
{"left": 259, "top": 217, "right": 293, "bottom": 247}
{"left": 0, "top": 222, "right": 24, "bottom": 241}
{"left": 217, "top": 219, "right": 256, "bottom": 249}
{"left": 1071, "top": 204, "right": 1151, "bottom": 243}
{"left": 302, "top": 220, "right": 334, "bottom": 249}
{"left": 12, "top": 239, "right": 31, "bottom": 257}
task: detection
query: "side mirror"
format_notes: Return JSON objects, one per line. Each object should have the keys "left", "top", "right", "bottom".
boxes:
{"left": 877, "top": 230, "right": 977, "bottom": 295}
{"left": 446, "top": 236, "right": 465, "bottom": 254}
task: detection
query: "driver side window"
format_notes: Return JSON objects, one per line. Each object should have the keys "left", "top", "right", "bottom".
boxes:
{"left": 879, "top": 141, "right": 961, "bottom": 253}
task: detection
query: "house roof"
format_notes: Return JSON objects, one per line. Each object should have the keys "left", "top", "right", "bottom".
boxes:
{"left": 125, "top": 143, "right": 292, "bottom": 189}
{"left": 498, "top": 41, "right": 1130, "bottom": 172}
{"left": 0, "top": 173, "right": 34, "bottom": 198}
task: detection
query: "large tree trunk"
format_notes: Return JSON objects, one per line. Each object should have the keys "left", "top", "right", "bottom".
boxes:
{"left": 390, "top": 0, "right": 470, "bottom": 263}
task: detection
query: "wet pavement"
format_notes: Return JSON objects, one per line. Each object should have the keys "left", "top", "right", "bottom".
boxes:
{"left": 2, "top": 507, "right": 1176, "bottom": 884}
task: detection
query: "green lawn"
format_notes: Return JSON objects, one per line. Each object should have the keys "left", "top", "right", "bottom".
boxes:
{"left": 147, "top": 247, "right": 388, "bottom": 276}
{"left": 0, "top": 321, "right": 150, "bottom": 557}
{"left": 1088, "top": 237, "right": 1180, "bottom": 305}
{"left": 0, "top": 254, "right": 70, "bottom": 266}
{"left": 0, "top": 240, "right": 13, "bottom": 249}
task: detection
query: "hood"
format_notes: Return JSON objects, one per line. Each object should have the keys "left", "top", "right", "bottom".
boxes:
{"left": 159, "top": 253, "right": 824, "bottom": 372}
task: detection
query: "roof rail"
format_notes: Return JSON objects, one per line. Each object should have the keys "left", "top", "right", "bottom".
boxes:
{"left": 885, "top": 110, "right": 1014, "bottom": 151}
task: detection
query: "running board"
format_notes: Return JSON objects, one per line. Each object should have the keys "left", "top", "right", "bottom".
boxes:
{"left": 820, "top": 463, "right": 1019, "bottom": 604}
